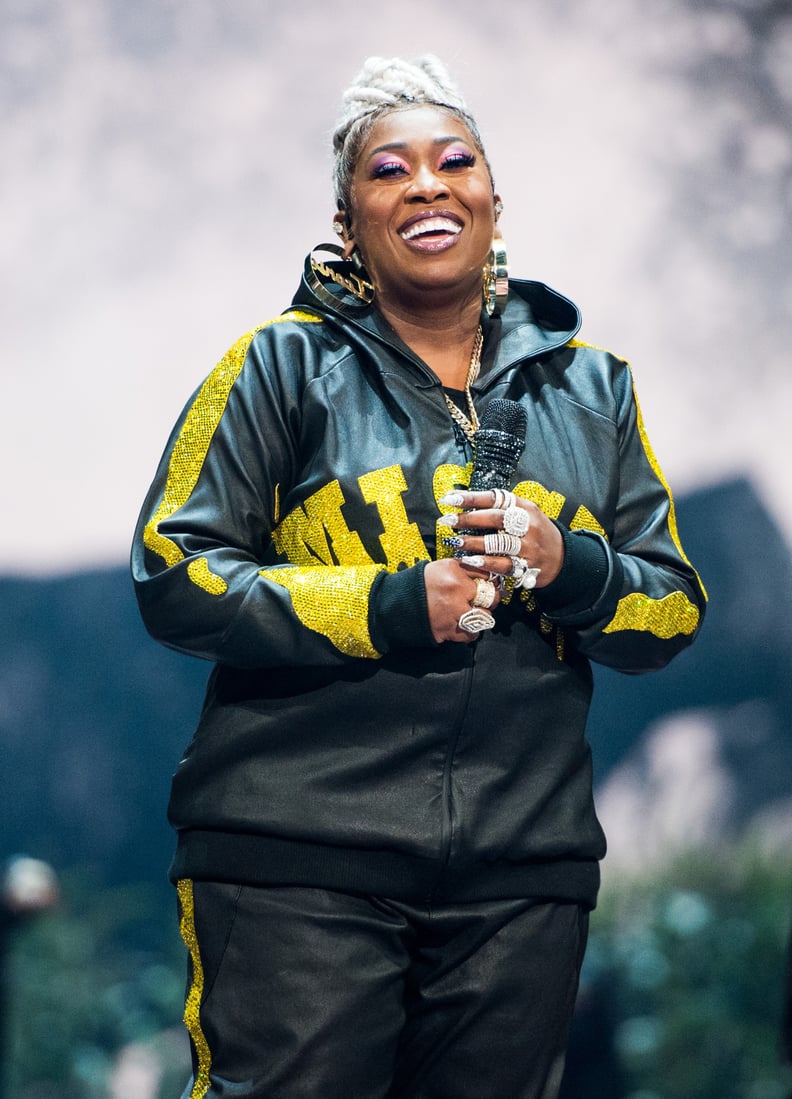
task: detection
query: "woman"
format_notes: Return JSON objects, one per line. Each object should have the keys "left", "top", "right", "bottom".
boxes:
{"left": 132, "top": 55, "right": 706, "bottom": 1099}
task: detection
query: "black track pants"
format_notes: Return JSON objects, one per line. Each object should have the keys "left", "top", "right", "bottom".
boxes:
{"left": 177, "top": 880, "right": 588, "bottom": 1099}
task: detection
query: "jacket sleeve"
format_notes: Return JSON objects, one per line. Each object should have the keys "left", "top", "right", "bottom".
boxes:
{"left": 131, "top": 320, "right": 427, "bottom": 668}
{"left": 536, "top": 357, "right": 707, "bottom": 673}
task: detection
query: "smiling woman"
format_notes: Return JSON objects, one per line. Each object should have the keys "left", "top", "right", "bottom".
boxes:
{"left": 131, "top": 54, "right": 706, "bottom": 1099}
{"left": 335, "top": 104, "right": 499, "bottom": 379}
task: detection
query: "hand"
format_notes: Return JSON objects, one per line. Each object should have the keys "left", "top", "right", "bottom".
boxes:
{"left": 437, "top": 489, "right": 564, "bottom": 590}
{"left": 424, "top": 558, "right": 503, "bottom": 643}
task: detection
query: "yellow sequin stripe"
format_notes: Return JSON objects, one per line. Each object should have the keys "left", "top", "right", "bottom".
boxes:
{"left": 568, "top": 340, "right": 705, "bottom": 592}
{"left": 569, "top": 339, "right": 706, "bottom": 637}
{"left": 631, "top": 381, "right": 705, "bottom": 592}
{"left": 620, "top": 369, "right": 706, "bottom": 633}
{"left": 176, "top": 879, "right": 212, "bottom": 1099}
{"left": 261, "top": 565, "right": 386, "bottom": 659}
{"left": 143, "top": 310, "right": 322, "bottom": 593}
{"left": 570, "top": 505, "right": 607, "bottom": 539}
{"left": 567, "top": 337, "right": 614, "bottom": 355}
{"left": 603, "top": 590, "right": 699, "bottom": 638}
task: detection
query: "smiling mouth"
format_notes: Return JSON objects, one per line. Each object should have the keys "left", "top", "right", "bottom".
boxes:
{"left": 399, "top": 216, "right": 462, "bottom": 242}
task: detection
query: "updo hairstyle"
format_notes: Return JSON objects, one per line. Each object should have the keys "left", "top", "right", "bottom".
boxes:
{"left": 331, "top": 55, "right": 493, "bottom": 216}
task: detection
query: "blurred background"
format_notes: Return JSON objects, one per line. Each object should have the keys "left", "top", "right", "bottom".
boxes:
{"left": 2, "top": 1, "right": 791, "bottom": 1096}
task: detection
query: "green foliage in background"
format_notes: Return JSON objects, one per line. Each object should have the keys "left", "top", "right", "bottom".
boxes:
{"left": 2, "top": 848, "right": 791, "bottom": 1097}
{"left": 2, "top": 873, "right": 189, "bottom": 1099}
{"left": 585, "top": 845, "right": 792, "bottom": 1099}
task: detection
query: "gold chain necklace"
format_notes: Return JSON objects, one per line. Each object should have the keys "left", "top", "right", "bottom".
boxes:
{"left": 444, "top": 325, "right": 483, "bottom": 444}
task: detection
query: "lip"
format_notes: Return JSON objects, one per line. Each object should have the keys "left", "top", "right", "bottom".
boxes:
{"left": 397, "top": 209, "right": 464, "bottom": 236}
{"left": 397, "top": 209, "right": 465, "bottom": 253}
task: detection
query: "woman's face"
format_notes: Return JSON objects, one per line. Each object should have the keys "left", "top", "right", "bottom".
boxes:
{"left": 343, "top": 105, "right": 499, "bottom": 308}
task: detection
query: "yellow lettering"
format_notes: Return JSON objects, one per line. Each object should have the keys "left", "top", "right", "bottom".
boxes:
{"left": 273, "top": 466, "right": 610, "bottom": 575}
{"left": 359, "top": 465, "right": 429, "bottom": 569}
{"left": 513, "top": 480, "right": 566, "bottom": 521}
{"left": 272, "top": 480, "right": 372, "bottom": 566}
{"left": 433, "top": 462, "right": 472, "bottom": 558}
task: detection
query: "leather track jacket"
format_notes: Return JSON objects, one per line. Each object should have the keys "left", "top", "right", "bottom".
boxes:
{"left": 131, "top": 254, "right": 706, "bottom": 909}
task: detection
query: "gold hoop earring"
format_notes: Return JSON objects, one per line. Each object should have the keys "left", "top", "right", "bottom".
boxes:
{"left": 307, "top": 244, "right": 375, "bottom": 311}
{"left": 483, "top": 239, "right": 508, "bottom": 316}
{"left": 348, "top": 247, "right": 370, "bottom": 280}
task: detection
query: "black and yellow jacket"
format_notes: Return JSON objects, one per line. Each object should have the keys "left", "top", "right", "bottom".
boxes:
{"left": 131, "top": 254, "right": 706, "bottom": 909}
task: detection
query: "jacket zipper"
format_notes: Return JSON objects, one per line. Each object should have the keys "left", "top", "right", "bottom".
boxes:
{"left": 438, "top": 658, "right": 476, "bottom": 869}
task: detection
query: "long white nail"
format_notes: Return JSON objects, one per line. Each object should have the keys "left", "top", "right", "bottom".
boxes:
{"left": 439, "top": 492, "right": 466, "bottom": 507}
{"left": 437, "top": 513, "right": 458, "bottom": 527}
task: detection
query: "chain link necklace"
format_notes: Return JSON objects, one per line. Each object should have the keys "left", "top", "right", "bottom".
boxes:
{"left": 444, "top": 325, "right": 483, "bottom": 445}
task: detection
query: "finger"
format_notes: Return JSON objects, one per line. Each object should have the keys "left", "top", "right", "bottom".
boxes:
{"left": 439, "top": 489, "right": 521, "bottom": 511}
{"left": 501, "top": 503, "right": 531, "bottom": 538}
{"left": 465, "top": 531, "right": 525, "bottom": 558}
{"left": 457, "top": 553, "right": 513, "bottom": 577}
{"left": 440, "top": 529, "right": 526, "bottom": 560}
{"left": 456, "top": 606, "right": 497, "bottom": 637}
{"left": 458, "top": 553, "right": 541, "bottom": 591}
{"left": 438, "top": 508, "right": 509, "bottom": 532}
{"left": 469, "top": 576, "right": 501, "bottom": 610}
{"left": 438, "top": 490, "right": 494, "bottom": 510}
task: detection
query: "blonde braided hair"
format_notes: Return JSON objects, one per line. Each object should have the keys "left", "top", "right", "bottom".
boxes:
{"left": 331, "top": 55, "right": 493, "bottom": 215}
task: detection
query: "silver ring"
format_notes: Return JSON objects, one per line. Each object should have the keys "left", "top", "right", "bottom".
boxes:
{"left": 509, "top": 555, "right": 527, "bottom": 580}
{"left": 502, "top": 506, "right": 530, "bottom": 537}
{"left": 509, "top": 556, "right": 541, "bottom": 590}
{"left": 458, "top": 608, "right": 496, "bottom": 634}
{"left": 491, "top": 489, "right": 516, "bottom": 510}
{"left": 484, "top": 531, "right": 522, "bottom": 556}
{"left": 472, "top": 578, "right": 497, "bottom": 609}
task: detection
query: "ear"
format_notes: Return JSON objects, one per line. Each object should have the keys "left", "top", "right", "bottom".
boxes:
{"left": 333, "top": 210, "right": 358, "bottom": 260}
{"left": 333, "top": 207, "right": 352, "bottom": 235}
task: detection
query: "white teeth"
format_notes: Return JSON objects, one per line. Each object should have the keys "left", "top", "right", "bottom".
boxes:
{"left": 400, "top": 217, "right": 461, "bottom": 241}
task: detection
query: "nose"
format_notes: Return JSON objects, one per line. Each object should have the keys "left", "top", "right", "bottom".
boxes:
{"left": 407, "top": 163, "right": 449, "bottom": 202}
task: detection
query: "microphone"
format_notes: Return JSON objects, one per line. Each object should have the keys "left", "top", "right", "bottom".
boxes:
{"left": 451, "top": 399, "right": 527, "bottom": 550}
{"left": 469, "top": 398, "right": 527, "bottom": 493}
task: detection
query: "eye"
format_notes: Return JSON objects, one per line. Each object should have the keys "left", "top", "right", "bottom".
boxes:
{"left": 440, "top": 151, "right": 476, "bottom": 170}
{"left": 371, "top": 157, "right": 410, "bottom": 179}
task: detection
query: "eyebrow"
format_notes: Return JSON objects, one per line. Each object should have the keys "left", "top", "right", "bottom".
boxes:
{"left": 366, "top": 136, "right": 473, "bottom": 161}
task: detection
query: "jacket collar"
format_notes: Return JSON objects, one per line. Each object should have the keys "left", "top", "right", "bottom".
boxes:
{"left": 483, "top": 277, "right": 581, "bottom": 385}
{"left": 292, "top": 250, "right": 582, "bottom": 385}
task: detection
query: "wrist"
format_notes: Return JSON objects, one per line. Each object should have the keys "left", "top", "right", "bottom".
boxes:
{"left": 368, "top": 562, "right": 435, "bottom": 652}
